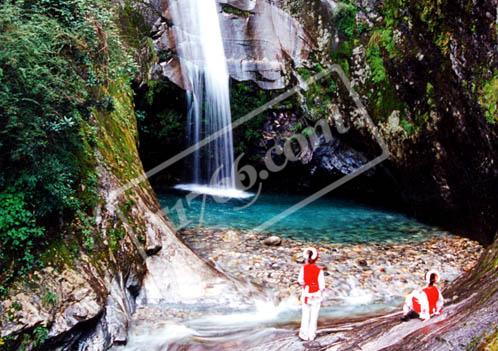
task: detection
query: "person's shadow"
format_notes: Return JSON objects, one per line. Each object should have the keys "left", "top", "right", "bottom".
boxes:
{"left": 302, "top": 340, "right": 323, "bottom": 350}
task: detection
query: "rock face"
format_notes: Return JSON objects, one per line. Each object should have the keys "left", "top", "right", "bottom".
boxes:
{"left": 256, "top": 110, "right": 371, "bottom": 186}
{"left": 151, "top": 0, "right": 313, "bottom": 90}
{"left": 0, "top": 79, "right": 242, "bottom": 350}
{"left": 230, "top": 0, "right": 498, "bottom": 244}
{"left": 368, "top": 0, "right": 498, "bottom": 244}
{"left": 0, "top": 268, "right": 103, "bottom": 339}
{"left": 220, "top": 0, "right": 313, "bottom": 89}
{"left": 0, "top": 166, "right": 147, "bottom": 350}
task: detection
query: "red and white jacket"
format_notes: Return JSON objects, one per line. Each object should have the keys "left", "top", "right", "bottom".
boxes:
{"left": 298, "top": 263, "right": 325, "bottom": 304}
{"left": 406, "top": 285, "right": 444, "bottom": 320}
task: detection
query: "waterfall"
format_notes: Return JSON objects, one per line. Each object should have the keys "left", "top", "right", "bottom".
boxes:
{"left": 169, "top": 0, "right": 250, "bottom": 198}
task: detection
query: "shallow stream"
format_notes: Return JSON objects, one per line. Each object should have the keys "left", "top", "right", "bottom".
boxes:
{"left": 111, "top": 192, "right": 472, "bottom": 350}
{"left": 159, "top": 192, "right": 446, "bottom": 244}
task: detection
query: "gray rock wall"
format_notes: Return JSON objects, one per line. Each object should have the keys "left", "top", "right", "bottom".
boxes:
{"left": 152, "top": 0, "right": 313, "bottom": 90}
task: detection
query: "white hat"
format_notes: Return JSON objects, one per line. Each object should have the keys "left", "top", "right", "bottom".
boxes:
{"left": 303, "top": 247, "right": 318, "bottom": 261}
{"left": 425, "top": 270, "right": 440, "bottom": 285}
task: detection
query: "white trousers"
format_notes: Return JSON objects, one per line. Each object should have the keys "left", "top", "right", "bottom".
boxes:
{"left": 299, "top": 299, "right": 321, "bottom": 341}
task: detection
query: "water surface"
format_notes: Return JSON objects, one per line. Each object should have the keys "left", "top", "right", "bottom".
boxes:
{"left": 159, "top": 192, "right": 444, "bottom": 244}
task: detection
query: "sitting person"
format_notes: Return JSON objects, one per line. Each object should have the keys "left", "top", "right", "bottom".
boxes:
{"left": 402, "top": 270, "right": 444, "bottom": 321}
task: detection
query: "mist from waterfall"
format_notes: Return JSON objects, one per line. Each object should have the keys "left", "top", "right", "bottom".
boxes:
{"left": 169, "top": 0, "right": 243, "bottom": 197}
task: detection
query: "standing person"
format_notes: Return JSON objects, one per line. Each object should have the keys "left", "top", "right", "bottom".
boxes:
{"left": 402, "top": 270, "right": 444, "bottom": 321}
{"left": 298, "top": 247, "right": 325, "bottom": 341}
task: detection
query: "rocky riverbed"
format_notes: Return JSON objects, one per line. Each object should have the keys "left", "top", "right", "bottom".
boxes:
{"left": 178, "top": 228, "right": 483, "bottom": 308}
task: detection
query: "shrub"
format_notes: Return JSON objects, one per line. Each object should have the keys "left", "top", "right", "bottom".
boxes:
{"left": 42, "top": 291, "right": 58, "bottom": 308}
{"left": 32, "top": 326, "right": 49, "bottom": 347}
{"left": 0, "top": 0, "right": 137, "bottom": 287}
{"left": 0, "top": 192, "right": 45, "bottom": 276}
{"left": 335, "top": 2, "right": 357, "bottom": 39}
{"left": 480, "top": 72, "right": 498, "bottom": 124}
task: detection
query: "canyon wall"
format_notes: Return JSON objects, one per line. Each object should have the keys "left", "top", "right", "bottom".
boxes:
{"left": 152, "top": 0, "right": 498, "bottom": 244}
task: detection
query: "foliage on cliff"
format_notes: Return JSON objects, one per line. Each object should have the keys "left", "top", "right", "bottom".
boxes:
{"left": 358, "top": 0, "right": 496, "bottom": 130}
{"left": 288, "top": 0, "right": 497, "bottom": 134}
{"left": 238, "top": 0, "right": 497, "bottom": 242}
{"left": 0, "top": 0, "right": 137, "bottom": 293}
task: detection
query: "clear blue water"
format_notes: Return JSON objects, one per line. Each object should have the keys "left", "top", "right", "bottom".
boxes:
{"left": 158, "top": 192, "right": 444, "bottom": 244}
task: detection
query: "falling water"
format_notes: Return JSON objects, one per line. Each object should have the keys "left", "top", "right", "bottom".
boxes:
{"left": 169, "top": 0, "right": 249, "bottom": 198}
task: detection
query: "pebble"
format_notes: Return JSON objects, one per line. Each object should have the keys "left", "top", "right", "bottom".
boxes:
{"left": 358, "top": 259, "right": 368, "bottom": 267}
{"left": 179, "top": 228, "right": 483, "bottom": 307}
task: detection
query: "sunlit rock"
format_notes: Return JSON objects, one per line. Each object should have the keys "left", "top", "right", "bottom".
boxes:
{"left": 153, "top": 0, "right": 313, "bottom": 90}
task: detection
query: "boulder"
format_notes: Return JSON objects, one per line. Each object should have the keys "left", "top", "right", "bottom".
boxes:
{"left": 263, "top": 235, "right": 282, "bottom": 246}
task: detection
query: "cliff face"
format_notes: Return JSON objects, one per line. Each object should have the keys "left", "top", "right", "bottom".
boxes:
{"left": 0, "top": 3, "right": 235, "bottom": 349}
{"left": 0, "top": 80, "right": 143, "bottom": 349}
{"left": 152, "top": 0, "right": 497, "bottom": 244}
{"left": 358, "top": 0, "right": 498, "bottom": 244}
{"left": 151, "top": 0, "right": 313, "bottom": 90}
{"left": 0, "top": 69, "right": 239, "bottom": 351}
{"left": 285, "top": 0, "right": 497, "bottom": 244}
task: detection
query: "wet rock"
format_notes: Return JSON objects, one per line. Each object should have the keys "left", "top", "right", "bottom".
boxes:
{"left": 178, "top": 227, "right": 482, "bottom": 309}
{"left": 313, "top": 136, "right": 369, "bottom": 175}
{"left": 358, "top": 259, "right": 368, "bottom": 267}
{"left": 145, "top": 224, "right": 162, "bottom": 256}
{"left": 152, "top": 0, "right": 313, "bottom": 90}
{"left": 263, "top": 235, "right": 282, "bottom": 246}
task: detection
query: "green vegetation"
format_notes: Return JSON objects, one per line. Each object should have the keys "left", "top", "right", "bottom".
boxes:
{"left": 467, "top": 334, "right": 482, "bottom": 351}
{"left": 109, "top": 227, "right": 126, "bottom": 253}
{"left": 399, "top": 118, "right": 417, "bottom": 135}
{"left": 230, "top": 80, "right": 270, "bottom": 155}
{"left": 361, "top": 0, "right": 407, "bottom": 122}
{"left": 479, "top": 72, "right": 498, "bottom": 124}
{"left": 466, "top": 325, "right": 498, "bottom": 351}
{"left": 229, "top": 80, "right": 300, "bottom": 155}
{"left": 42, "top": 291, "right": 58, "bottom": 308}
{"left": 0, "top": 0, "right": 137, "bottom": 292}
{"left": 0, "top": 323, "right": 50, "bottom": 351}
{"left": 220, "top": 4, "right": 253, "bottom": 17}
{"left": 330, "top": 1, "right": 362, "bottom": 75}
{"left": 296, "top": 65, "right": 337, "bottom": 122}
{"left": 415, "top": 0, "right": 444, "bottom": 34}
{"left": 327, "top": 0, "right": 496, "bottom": 133}
{"left": 327, "top": 0, "right": 408, "bottom": 124}
{"left": 435, "top": 31, "right": 451, "bottom": 55}
{"left": 335, "top": 2, "right": 357, "bottom": 40}
{"left": 15, "top": 325, "right": 49, "bottom": 350}
{"left": 141, "top": 109, "right": 182, "bottom": 144}
{"left": 0, "top": 193, "right": 45, "bottom": 277}
{"left": 134, "top": 78, "right": 185, "bottom": 171}
{"left": 32, "top": 326, "right": 49, "bottom": 348}
{"left": 116, "top": 0, "right": 156, "bottom": 80}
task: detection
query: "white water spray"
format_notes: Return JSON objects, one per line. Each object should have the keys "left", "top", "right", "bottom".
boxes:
{"left": 169, "top": 0, "right": 244, "bottom": 196}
